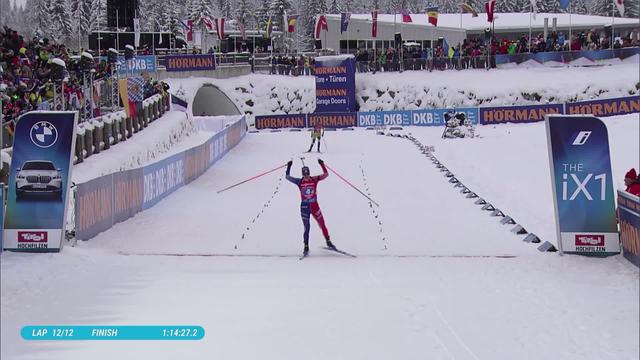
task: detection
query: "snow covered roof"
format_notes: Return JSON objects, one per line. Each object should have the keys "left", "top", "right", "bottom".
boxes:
{"left": 327, "top": 13, "right": 640, "bottom": 32}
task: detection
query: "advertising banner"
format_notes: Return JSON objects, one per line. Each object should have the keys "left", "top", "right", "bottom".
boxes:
{"left": 165, "top": 54, "right": 216, "bottom": 72}
{"left": 358, "top": 110, "right": 412, "bottom": 127}
{"left": 112, "top": 169, "right": 144, "bottom": 224}
{"left": 314, "top": 55, "right": 357, "bottom": 113}
{"left": 545, "top": 115, "right": 619, "bottom": 255}
{"left": 480, "top": 104, "right": 563, "bottom": 125}
{"left": 4, "top": 112, "right": 78, "bottom": 251}
{"left": 618, "top": 190, "right": 640, "bottom": 268}
{"left": 143, "top": 153, "right": 185, "bottom": 210}
{"left": 495, "top": 48, "right": 640, "bottom": 66}
{"left": 105, "top": 55, "right": 156, "bottom": 76}
{"left": 75, "top": 175, "right": 114, "bottom": 240}
{"left": 255, "top": 114, "right": 307, "bottom": 130}
{"left": 411, "top": 107, "right": 479, "bottom": 126}
{"left": 566, "top": 95, "right": 640, "bottom": 118}
{"left": 0, "top": 183, "right": 3, "bottom": 252}
{"left": 308, "top": 112, "right": 357, "bottom": 128}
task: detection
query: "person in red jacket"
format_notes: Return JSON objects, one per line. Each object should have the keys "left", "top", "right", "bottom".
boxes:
{"left": 286, "top": 159, "right": 335, "bottom": 256}
{"left": 624, "top": 168, "right": 640, "bottom": 196}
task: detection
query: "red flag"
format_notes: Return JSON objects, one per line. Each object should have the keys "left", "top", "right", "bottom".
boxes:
{"left": 372, "top": 10, "right": 378, "bottom": 38}
{"left": 401, "top": 10, "right": 413, "bottom": 23}
{"left": 485, "top": 0, "right": 496, "bottom": 23}
{"left": 214, "top": 18, "right": 225, "bottom": 39}
{"left": 239, "top": 22, "right": 247, "bottom": 40}
{"left": 186, "top": 19, "right": 193, "bottom": 41}
{"left": 202, "top": 17, "right": 213, "bottom": 30}
{"left": 315, "top": 15, "right": 328, "bottom": 38}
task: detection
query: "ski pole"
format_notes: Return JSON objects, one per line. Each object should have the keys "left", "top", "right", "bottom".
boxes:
{"left": 325, "top": 164, "right": 379, "bottom": 207}
{"left": 217, "top": 164, "right": 287, "bottom": 194}
{"left": 322, "top": 136, "right": 328, "bottom": 152}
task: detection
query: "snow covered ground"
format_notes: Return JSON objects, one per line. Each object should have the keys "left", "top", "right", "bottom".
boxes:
{"left": 171, "top": 62, "right": 639, "bottom": 120}
{"left": 2, "top": 116, "right": 638, "bottom": 360}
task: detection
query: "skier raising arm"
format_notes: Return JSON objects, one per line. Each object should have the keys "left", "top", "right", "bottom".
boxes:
{"left": 286, "top": 159, "right": 335, "bottom": 256}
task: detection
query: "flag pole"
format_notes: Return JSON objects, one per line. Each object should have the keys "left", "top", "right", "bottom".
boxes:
{"left": 529, "top": 3, "right": 532, "bottom": 53}
{"left": 569, "top": 2, "right": 572, "bottom": 52}
{"left": 611, "top": 1, "right": 615, "bottom": 49}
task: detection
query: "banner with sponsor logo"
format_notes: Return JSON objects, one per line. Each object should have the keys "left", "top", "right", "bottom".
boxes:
{"left": 255, "top": 114, "right": 306, "bottom": 130}
{"left": 165, "top": 54, "right": 216, "bottom": 72}
{"left": 0, "top": 183, "right": 3, "bottom": 252}
{"left": 566, "top": 95, "right": 640, "bottom": 118}
{"left": 545, "top": 115, "right": 619, "bottom": 256}
{"left": 358, "top": 110, "right": 411, "bottom": 127}
{"left": 411, "top": 107, "right": 479, "bottom": 126}
{"left": 143, "top": 153, "right": 185, "bottom": 210}
{"left": 308, "top": 112, "right": 357, "bottom": 128}
{"left": 314, "top": 55, "right": 357, "bottom": 113}
{"left": 617, "top": 190, "right": 640, "bottom": 268}
{"left": 4, "top": 112, "right": 78, "bottom": 252}
{"left": 100, "top": 56, "right": 157, "bottom": 76}
{"left": 495, "top": 48, "right": 640, "bottom": 67}
{"left": 480, "top": 104, "right": 563, "bottom": 125}
{"left": 75, "top": 116, "right": 246, "bottom": 240}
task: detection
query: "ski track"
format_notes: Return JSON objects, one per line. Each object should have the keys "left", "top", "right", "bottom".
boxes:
{"left": 1, "top": 126, "right": 639, "bottom": 360}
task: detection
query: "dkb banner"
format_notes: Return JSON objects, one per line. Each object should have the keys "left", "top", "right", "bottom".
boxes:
{"left": 104, "top": 55, "right": 157, "bottom": 76}
{"left": 314, "top": 55, "right": 356, "bottom": 113}
{"left": 358, "top": 110, "right": 412, "bottom": 127}
{"left": 545, "top": 115, "right": 619, "bottom": 256}
{"left": 4, "top": 112, "right": 78, "bottom": 252}
{"left": 617, "top": 190, "right": 640, "bottom": 268}
{"left": 412, "top": 107, "right": 479, "bottom": 126}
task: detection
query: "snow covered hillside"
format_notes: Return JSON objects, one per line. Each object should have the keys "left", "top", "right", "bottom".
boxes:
{"left": 1, "top": 117, "right": 638, "bottom": 360}
{"left": 195, "top": 62, "right": 640, "bottom": 119}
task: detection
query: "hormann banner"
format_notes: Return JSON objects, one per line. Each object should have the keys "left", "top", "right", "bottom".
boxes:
{"left": 618, "top": 190, "right": 640, "bottom": 268}
{"left": 165, "top": 54, "right": 216, "bottom": 72}
{"left": 75, "top": 116, "right": 247, "bottom": 240}
{"left": 308, "top": 112, "right": 357, "bottom": 128}
{"left": 4, "top": 112, "right": 78, "bottom": 252}
{"left": 566, "top": 95, "right": 640, "bottom": 118}
{"left": 545, "top": 115, "right": 619, "bottom": 256}
{"left": 255, "top": 114, "right": 306, "bottom": 130}
{"left": 314, "top": 55, "right": 357, "bottom": 113}
{"left": 480, "top": 104, "right": 563, "bottom": 125}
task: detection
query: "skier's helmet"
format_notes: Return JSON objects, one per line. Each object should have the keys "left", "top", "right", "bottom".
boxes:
{"left": 302, "top": 166, "right": 310, "bottom": 176}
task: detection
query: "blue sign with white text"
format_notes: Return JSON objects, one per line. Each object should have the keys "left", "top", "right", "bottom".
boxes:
{"left": 358, "top": 110, "right": 412, "bottom": 127}
{"left": 314, "top": 56, "right": 356, "bottom": 113}
{"left": 98, "top": 56, "right": 157, "bottom": 76}
{"left": 546, "top": 115, "right": 619, "bottom": 255}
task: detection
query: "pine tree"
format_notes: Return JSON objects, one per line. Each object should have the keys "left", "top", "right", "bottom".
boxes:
{"left": 34, "top": 0, "right": 54, "bottom": 38}
{"left": 217, "top": 0, "right": 232, "bottom": 18}
{"left": 625, "top": 0, "right": 639, "bottom": 18}
{"left": 328, "top": 0, "right": 341, "bottom": 13}
{"left": 189, "top": 0, "right": 215, "bottom": 23}
{"left": 255, "top": 0, "right": 271, "bottom": 31}
{"left": 300, "top": 0, "right": 323, "bottom": 50}
{"left": 236, "top": 0, "right": 252, "bottom": 26}
{"left": 270, "top": 0, "right": 291, "bottom": 31}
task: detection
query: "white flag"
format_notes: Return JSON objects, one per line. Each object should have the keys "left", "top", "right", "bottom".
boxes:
{"left": 134, "top": 18, "right": 141, "bottom": 47}
{"left": 613, "top": 0, "right": 624, "bottom": 16}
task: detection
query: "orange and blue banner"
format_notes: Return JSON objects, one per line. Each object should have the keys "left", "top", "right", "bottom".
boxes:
{"left": 480, "top": 104, "right": 563, "bottom": 125}
{"left": 166, "top": 54, "right": 216, "bottom": 72}
{"left": 566, "top": 95, "right": 639, "bottom": 118}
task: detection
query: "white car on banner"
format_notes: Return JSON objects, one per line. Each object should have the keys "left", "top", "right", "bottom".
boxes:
{"left": 15, "top": 160, "right": 63, "bottom": 199}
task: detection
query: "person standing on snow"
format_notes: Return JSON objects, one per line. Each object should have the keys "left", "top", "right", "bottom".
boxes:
{"left": 307, "top": 123, "right": 324, "bottom": 152}
{"left": 286, "top": 159, "right": 335, "bottom": 256}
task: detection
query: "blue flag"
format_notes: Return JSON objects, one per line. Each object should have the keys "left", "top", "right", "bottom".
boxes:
{"left": 340, "top": 12, "right": 351, "bottom": 33}
{"left": 559, "top": 0, "right": 570, "bottom": 10}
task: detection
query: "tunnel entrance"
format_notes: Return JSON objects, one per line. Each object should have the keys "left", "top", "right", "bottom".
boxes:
{"left": 192, "top": 84, "right": 241, "bottom": 116}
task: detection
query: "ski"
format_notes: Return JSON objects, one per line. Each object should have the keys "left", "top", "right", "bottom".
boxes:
{"left": 299, "top": 254, "right": 308, "bottom": 260}
{"left": 321, "top": 246, "right": 357, "bottom": 258}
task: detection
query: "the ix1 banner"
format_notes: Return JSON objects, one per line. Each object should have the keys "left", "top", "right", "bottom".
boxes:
{"left": 4, "top": 112, "right": 78, "bottom": 252}
{"left": 314, "top": 55, "right": 356, "bottom": 113}
{"left": 545, "top": 115, "right": 619, "bottom": 256}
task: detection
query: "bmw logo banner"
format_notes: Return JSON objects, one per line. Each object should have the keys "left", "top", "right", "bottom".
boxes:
{"left": 545, "top": 115, "right": 620, "bottom": 256}
{"left": 4, "top": 111, "right": 78, "bottom": 252}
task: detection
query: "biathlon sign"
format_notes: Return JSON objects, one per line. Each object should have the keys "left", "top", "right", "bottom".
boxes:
{"left": 4, "top": 111, "right": 78, "bottom": 252}
{"left": 545, "top": 115, "right": 619, "bottom": 256}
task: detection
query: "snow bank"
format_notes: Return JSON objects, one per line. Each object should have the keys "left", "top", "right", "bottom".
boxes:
{"left": 169, "top": 63, "right": 638, "bottom": 124}
{"left": 72, "top": 111, "right": 197, "bottom": 184}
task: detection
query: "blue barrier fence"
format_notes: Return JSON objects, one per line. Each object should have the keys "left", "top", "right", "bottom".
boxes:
{"left": 75, "top": 116, "right": 247, "bottom": 240}
{"left": 254, "top": 95, "right": 640, "bottom": 129}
